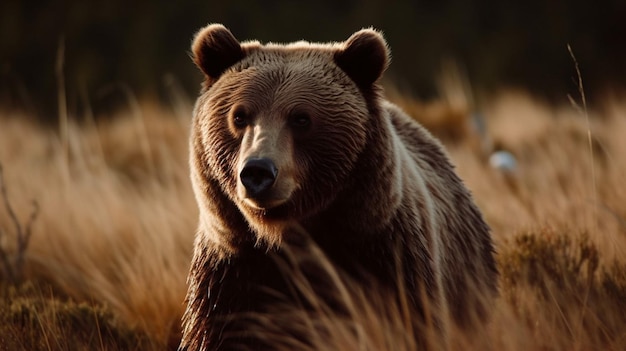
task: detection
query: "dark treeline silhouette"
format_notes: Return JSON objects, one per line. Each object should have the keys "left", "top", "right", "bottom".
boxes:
{"left": 1, "top": 0, "right": 625, "bottom": 120}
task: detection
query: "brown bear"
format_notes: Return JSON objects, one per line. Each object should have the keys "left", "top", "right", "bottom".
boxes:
{"left": 180, "top": 24, "right": 498, "bottom": 351}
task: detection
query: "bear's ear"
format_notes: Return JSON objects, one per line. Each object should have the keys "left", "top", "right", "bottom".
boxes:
{"left": 191, "top": 24, "right": 245, "bottom": 80}
{"left": 334, "top": 28, "right": 389, "bottom": 88}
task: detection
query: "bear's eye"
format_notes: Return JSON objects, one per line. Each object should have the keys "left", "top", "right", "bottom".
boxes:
{"left": 232, "top": 109, "right": 248, "bottom": 128}
{"left": 288, "top": 112, "right": 311, "bottom": 130}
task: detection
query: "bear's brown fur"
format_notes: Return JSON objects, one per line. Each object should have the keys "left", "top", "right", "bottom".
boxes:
{"left": 180, "top": 24, "right": 498, "bottom": 351}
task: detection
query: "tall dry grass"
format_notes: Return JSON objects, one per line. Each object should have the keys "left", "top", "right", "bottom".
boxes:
{"left": 453, "top": 92, "right": 626, "bottom": 255}
{"left": 0, "top": 88, "right": 625, "bottom": 350}
{"left": 0, "top": 100, "right": 197, "bottom": 349}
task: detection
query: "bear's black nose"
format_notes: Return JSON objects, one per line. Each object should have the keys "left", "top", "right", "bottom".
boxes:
{"left": 240, "top": 158, "right": 278, "bottom": 198}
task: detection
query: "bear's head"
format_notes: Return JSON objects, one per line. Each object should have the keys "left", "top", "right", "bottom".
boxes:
{"left": 190, "top": 24, "right": 389, "bottom": 247}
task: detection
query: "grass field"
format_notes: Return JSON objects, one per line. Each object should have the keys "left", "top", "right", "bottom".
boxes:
{"left": 0, "top": 87, "right": 625, "bottom": 350}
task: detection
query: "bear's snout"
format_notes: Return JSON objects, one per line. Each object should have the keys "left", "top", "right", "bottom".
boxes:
{"left": 240, "top": 157, "right": 278, "bottom": 199}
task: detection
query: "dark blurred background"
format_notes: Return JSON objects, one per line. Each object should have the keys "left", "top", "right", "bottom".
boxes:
{"left": 1, "top": 0, "right": 625, "bottom": 120}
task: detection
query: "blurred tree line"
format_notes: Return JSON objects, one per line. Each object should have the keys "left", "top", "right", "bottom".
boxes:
{"left": 1, "top": 0, "right": 625, "bottom": 120}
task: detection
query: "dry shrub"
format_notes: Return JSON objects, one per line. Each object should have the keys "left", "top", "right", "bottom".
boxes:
{"left": 0, "top": 282, "right": 151, "bottom": 351}
{"left": 498, "top": 228, "right": 626, "bottom": 350}
{"left": 0, "top": 164, "right": 39, "bottom": 285}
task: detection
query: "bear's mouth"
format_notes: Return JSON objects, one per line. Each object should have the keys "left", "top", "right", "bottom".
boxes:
{"left": 243, "top": 197, "right": 289, "bottom": 211}
{"left": 244, "top": 201, "right": 290, "bottom": 220}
